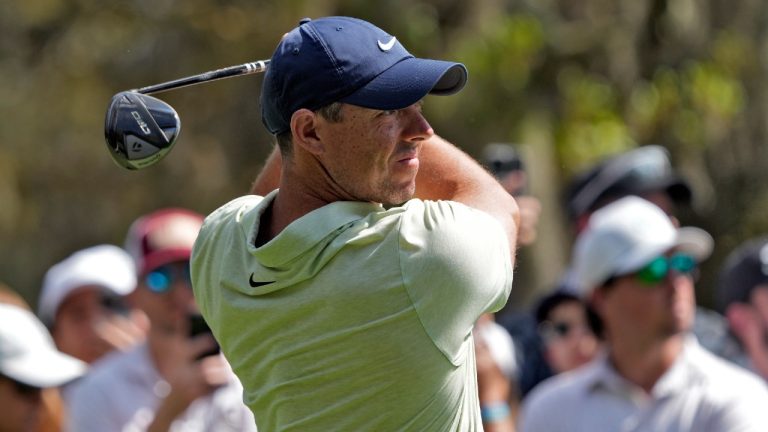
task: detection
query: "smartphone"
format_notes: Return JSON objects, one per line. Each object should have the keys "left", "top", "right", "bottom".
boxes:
{"left": 188, "top": 313, "right": 221, "bottom": 359}
{"left": 100, "top": 293, "right": 131, "bottom": 317}
{"left": 482, "top": 143, "right": 528, "bottom": 196}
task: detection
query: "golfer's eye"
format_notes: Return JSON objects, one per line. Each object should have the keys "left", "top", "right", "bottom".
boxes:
{"left": 380, "top": 109, "right": 398, "bottom": 116}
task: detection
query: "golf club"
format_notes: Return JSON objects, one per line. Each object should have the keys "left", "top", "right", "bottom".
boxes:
{"left": 104, "top": 60, "right": 269, "bottom": 170}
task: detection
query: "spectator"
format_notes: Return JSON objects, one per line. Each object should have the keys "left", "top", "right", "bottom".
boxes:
{"left": 717, "top": 236, "right": 768, "bottom": 380}
{"left": 38, "top": 244, "right": 146, "bottom": 364}
{"left": 534, "top": 291, "right": 600, "bottom": 375}
{"left": 2, "top": 287, "right": 67, "bottom": 432}
{"left": 519, "top": 197, "right": 768, "bottom": 431}
{"left": 508, "top": 290, "right": 602, "bottom": 400}
{"left": 1, "top": 286, "right": 70, "bottom": 432}
{"left": 561, "top": 144, "right": 730, "bottom": 358}
{"left": 475, "top": 143, "right": 543, "bottom": 431}
{"left": 0, "top": 303, "right": 86, "bottom": 432}
{"left": 475, "top": 314, "right": 519, "bottom": 386}
{"left": 192, "top": 16, "right": 518, "bottom": 431}
{"left": 475, "top": 314, "right": 520, "bottom": 432}
{"left": 483, "top": 143, "right": 541, "bottom": 246}
{"left": 509, "top": 145, "right": 696, "bottom": 398}
{"left": 564, "top": 145, "right": 692, "bottom": 234}
{"left": 67, "top": 208, "right": 256, "bottom": 431}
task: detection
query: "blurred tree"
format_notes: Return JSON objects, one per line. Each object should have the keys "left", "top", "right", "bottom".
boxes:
{"left": 1, "top": 0, "right": 768, "bottom": 313}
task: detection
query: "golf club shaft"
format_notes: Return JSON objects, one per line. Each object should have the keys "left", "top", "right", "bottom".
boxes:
{"left": 132, "top": 60, "right": 270, "bottom": 95}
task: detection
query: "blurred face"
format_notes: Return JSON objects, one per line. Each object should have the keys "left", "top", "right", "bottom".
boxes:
{"left": 726, "top": 285, "right": 768, "bottom": 372}
{"left": 132, "top": 260, "right": 196, "bottom": 334}
{"left": 0, "top": 375, "right": 43, "bottom": 432}
{"left": 596, "top": 251, "right": 697, "bottom": 343}
{"left": 540, "top": 301, "right": 599, "bottom": 373}
{"left": 497, "top": 170, "right": 528, "bottom": 196}
{"left": 52, "top": 287, "right": 126, "bottom": 364}
{"left": 314, "top": 102, "right": 433, "bottom": 206}
{"left": 750, "top": 286, "right": 768, "bottom": 328}
{"left": 726, "top": 287, "right": 768, "bottom": 363}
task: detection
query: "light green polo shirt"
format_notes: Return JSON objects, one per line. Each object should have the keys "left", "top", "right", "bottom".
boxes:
{"left": 191, "top": 191, "right": 513, "bottom": 431}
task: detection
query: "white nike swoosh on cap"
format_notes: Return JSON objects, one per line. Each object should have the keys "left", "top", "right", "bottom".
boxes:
{"left": 377, "top": 37, "right": 397, "bottom": 52}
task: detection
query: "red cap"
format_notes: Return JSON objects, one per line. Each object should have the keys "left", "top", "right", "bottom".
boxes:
{"left": 125, "top": 208, "right": 204, "bottom": 275}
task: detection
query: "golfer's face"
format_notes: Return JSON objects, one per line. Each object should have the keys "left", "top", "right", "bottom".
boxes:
{"left": 317, "top": 102, "right": 433, "bottom": 205}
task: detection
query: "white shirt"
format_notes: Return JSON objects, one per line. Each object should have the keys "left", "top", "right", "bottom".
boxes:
{"left": 520, "top": 337, "right": 768, "bottom": 432}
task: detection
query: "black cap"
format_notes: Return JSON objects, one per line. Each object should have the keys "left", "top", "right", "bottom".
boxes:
{"left": 717, "top": 237, "right": 768, "bottom": 312}
{"left": 565, "top": 145, "right": 692, "bottom": 221}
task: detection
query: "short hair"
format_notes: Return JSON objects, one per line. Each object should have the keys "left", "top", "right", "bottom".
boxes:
{"left": 275, "top": 102, "right": 345, "bottom": 156}
{"left": 534, "top": 290, "right": 603, "bottom": 338}
{"left": 534, "top": 291, "right": 581, "bottom": 324}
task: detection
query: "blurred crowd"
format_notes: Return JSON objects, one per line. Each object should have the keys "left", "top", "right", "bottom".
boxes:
{"left": 1, "top": 209, "right": 255, "bottom": 431}
{"left": 476, "top": 143, "right": 768, "bottom": 431}
{"left": 2, "top": 142, "right": 768, "bottom": 431}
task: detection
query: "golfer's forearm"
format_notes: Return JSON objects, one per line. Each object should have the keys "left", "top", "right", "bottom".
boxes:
{"left": 250, "top": 146, "right": 282, "bottom": 195}
{"left": 415, "top": 135, "right": 519, "bottom": 243}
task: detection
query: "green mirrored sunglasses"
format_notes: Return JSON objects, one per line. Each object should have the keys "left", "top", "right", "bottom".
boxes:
{"left": 635, "top": 253, "right": 697, "bottom": 285}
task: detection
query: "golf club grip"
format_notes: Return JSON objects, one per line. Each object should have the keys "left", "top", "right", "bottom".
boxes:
{"left": 133, "top": 60, "right": 270, "bottom": 95}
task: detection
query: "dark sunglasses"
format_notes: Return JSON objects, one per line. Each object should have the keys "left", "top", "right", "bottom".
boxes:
{"left": 539, "top": 320, "right": 587, "bottom": 342}
{"left": 144, "top": 263, "right": 191, "bottom": 293}
{"left": 634, "top": 253, "right": 697, "bottom": 285}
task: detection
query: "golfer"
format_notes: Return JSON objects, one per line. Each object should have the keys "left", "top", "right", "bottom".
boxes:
{"left": 192, "top": 16, "right": 519, "bottom": 431}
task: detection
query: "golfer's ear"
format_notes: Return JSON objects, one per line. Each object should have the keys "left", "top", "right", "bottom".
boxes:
{"left": 291, "top": 109, "right": 324, "bottom": 154}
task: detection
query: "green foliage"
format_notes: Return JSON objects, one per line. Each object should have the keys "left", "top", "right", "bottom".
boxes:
{"left": 2, "top": 0, "right": 768, "bottom": 309}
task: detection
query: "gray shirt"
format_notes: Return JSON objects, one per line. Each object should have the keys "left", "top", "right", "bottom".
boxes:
{"left": 519, "top": 337, "right": 768, "bottom": 432}
{"left": 66, "top": 342, "right": 257, "bottom": 432}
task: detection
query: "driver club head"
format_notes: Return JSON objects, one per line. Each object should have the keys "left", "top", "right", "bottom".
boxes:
{"left": 104, "top": 91, "right": 181, "bottom": 170}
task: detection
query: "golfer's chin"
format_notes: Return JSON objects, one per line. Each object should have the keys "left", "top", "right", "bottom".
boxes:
{"left": 379, "top": 181, "right": 417, "bottom": 207}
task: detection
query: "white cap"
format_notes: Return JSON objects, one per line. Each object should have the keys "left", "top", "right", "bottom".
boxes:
{"left": 38, "top": 245, "right": 137, "bottom": 325}
{"left": 571, "top": 196, "right": 713, "bottom": 295}
{"left": 476, "top": 321, "right": 518, "bottom": 380}
{"left": 0, "top": 304, "right": 87, "bottom": 387}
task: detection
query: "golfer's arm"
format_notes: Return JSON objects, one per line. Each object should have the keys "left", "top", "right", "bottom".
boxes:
{"left": 250, "top": 147, "right": 282, "bottom": 195}
{"left": 415, "top": 135, "right": 519, "bottom": 254}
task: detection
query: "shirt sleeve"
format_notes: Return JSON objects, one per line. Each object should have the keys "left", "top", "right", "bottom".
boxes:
{"left": 705, "top": 379, "right": 768, "bottom": 431}
{"left": 398, "top": 199, "right": 514, "bottom": 364}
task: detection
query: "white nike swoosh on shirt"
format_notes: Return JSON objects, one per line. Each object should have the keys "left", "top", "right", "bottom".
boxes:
{"left": 377, "top": 37, "right": 397, "bottom": 52}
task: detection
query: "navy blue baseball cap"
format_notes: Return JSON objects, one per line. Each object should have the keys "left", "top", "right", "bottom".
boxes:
{"left": 261, "top": 17, "right": 468, "bottom": 135}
